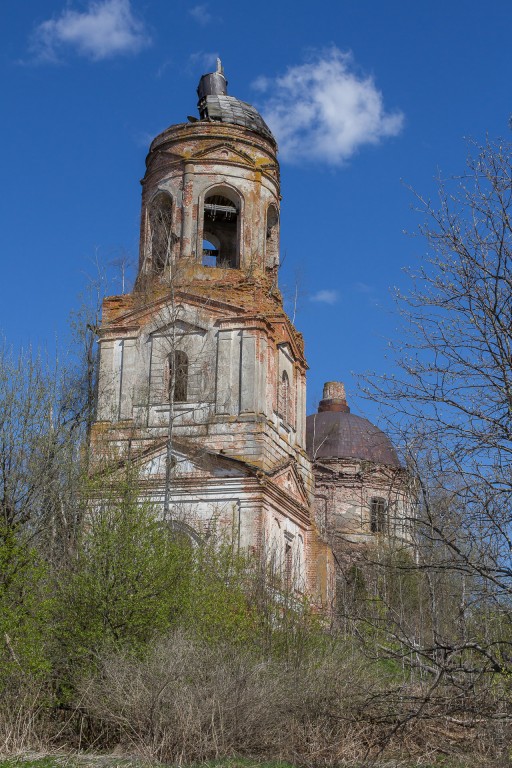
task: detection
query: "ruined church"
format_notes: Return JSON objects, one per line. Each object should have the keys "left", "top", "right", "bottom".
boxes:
{"left": 91, "top": 62, "right": 409, "bottom": 606}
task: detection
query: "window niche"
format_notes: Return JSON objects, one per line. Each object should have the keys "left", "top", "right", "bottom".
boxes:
{"left": 150, "top": 192, "right": 174, "bottom": 272}
{"left": 167, "top": 350, "right": 188, "bottom": 403}
{"left": 284, "top": 541, "right": 293, "bottom": 591}
{"left": 370, "top": 497, "right": 387, "bottom": 534}
{"left": 202, "top": 189, "right": 240, "bottom": 268}
{"left": 279, "top": 370, "right": 291, "bottom": 425}
{"left": 266, "top": 203, "right": 279, "bottom": 267}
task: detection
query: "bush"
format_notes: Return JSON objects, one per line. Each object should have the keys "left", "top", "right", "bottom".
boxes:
{"left": 0, "top": 524, "right": 52, "bottom": 683}
{"left": 78, "top": 629, "right": 377, "bottom": 765}
{"left": 54, "top": 478, "right": 194, "bottom": 676}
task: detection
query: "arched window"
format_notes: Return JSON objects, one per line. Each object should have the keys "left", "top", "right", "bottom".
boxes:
{"left": 202, "top": 189, "right": 240, "bottom": 268}
{"left": 268, "top": 517, "right": 282, "bottom": 579}
{"left": 168, "top": 519, "right": 202, "bottom": 547}
{"left": 281, "top": 371, "right": 290, "bottom": 423}
{"left": 167, "top": 350, "right": 188, "bottom": 402}
{"left": 265, "top": 203, "right": 279, "bottom": 267}
{"left": 370, "top": 497, "right": 387, "bottom": 533}
{"left": 150, "top": 192, "right": 173, "bottom": 271}
{"left": 279, "top": 371, "right": 290, "bottom": 424}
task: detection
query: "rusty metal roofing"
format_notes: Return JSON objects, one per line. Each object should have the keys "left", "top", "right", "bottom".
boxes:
{"left": 200, "top": 95, "right": 275, "bottom": 142}
{"left": 306, "top": 411, "right": 401, "bottom": 467}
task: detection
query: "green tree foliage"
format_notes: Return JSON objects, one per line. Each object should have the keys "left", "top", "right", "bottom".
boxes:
{"left": 180, "top": 541, "right": 259, "bottom": 647}
{"left": 56, "top": 471, "right": 193, "bottom": 671}
{"left": 0, "top": 523, "right": 52, "bottom": 682}
{"left": 54, "top": 468, "right": 269, "bottom": 681}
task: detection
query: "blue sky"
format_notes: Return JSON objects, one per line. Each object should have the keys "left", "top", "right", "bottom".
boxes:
{"left": 1, "top": 0, "right": 511, "bottom": 417}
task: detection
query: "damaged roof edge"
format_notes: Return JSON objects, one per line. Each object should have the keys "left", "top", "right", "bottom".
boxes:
{"left": 196, "top": 60, "right": 275, "bottom": 143}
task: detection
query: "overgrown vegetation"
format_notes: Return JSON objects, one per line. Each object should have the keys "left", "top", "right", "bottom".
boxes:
{"left": 2, "top": 140, "right": 512, "bottom": 766}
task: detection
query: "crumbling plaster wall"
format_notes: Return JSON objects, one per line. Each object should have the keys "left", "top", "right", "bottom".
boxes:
{"left": 96, "top": 296, "right": 311, "bottom": 485}
{"left": 135, "top": 447, "right": 320, "bottom": 592}
{"left": 313, "top": 458, "right": 411, "bottom": 549}
{"left": 139, "top": 123, "right": 280, "bottom": 274}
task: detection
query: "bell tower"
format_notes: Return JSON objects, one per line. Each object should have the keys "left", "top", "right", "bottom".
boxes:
{"left": 92, "top": 62, "right": 333, "bottom": 605}
{"left": 138, "top": 58, "right": 280, "bottom": 277}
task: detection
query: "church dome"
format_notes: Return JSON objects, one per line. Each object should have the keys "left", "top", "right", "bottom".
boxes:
{"left": 306, "top": 382, "right": 400, "bottom": 467}
{"left": 196, "top": 60, "right": 275, "bottom": 143}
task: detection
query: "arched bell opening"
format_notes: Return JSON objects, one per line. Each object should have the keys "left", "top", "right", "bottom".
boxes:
{"left": 201, "top": 187, "right": 241, "bottom": 268}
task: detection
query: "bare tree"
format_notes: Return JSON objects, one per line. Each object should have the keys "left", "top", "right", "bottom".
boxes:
{"left": 133, "top": 201, "right": 215, "bottom": 527}
{"left": 0, "top": 345, "right": 63, "bottom": 532}
{"left": 361, "top": 138, "right": 512, "bottom": 709}
{"left": 0, "top": 254, "right": 111, "bottom": 560}
{"left": 67, "top": 254, "right": 112, "bottom": 474}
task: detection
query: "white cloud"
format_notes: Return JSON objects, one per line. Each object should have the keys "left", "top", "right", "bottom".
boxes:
{"left": 189, "top": 4, "right": 212, "bottom": 25}
{"left": 310, "top": 289, "right": 339, "bottom": 305}
{"left": 353, "top": 281, "right": 374, "bottom": 294}
{"left": 31, "top": 0, "right": 150, "bottom": 62}
{"left": 251, "top": 75, "right": 270, "bottom": 92}
{"left": 257, "top": 48, "right": 404, "bottom": 166}
{"left": 156, "top": 58, "right": 173, "bottom": 79}
{"left": 188, "top": 50, "right": 218, "bottom": 72}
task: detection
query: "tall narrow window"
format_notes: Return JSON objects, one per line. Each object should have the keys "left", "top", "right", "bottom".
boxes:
{"left": 284, "top": 542, "right": 293, "bottom": 591}
{"left": 202, "top": 190, "right": 240, "bottom": 268}
{"left": 265, "top": 204, "right": 279, "bottom": 267}
{"left": 279, "top": 371, "right": 290, "bottom": 424}
{"left": 168, "top": 350, "right": 188, "bottom": 402}
{"left": 295, "top": 534, "right": 305, "bottom": 592}
{"left": 150, "top": 193, "right": 173, "bottom": 271}
{"left": 370, "top": 497, "right": 387, "bottom": 533}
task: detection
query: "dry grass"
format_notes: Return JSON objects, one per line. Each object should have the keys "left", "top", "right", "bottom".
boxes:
{"left": 74, "top": 632, "right": 510, "bottom": 767}
{"left": 0, "top": 678, "right": 51, "bottom": 757}
{"left": 1, "top": 634, "right": 510, "bottom": 767}
{"left": 76, "top": 631, "right": 378, "bottom": 765}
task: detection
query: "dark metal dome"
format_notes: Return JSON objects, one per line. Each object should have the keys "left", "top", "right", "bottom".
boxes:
{"left": 199, "top": 95, "right": 275, "bottom": 142}
{"left": 306, "top": 411, "right": 400, "bottom": 466}
{"left": 196, "top": 59, "right": 275, "bottom": 143}
{"left": 306, "top": 382, "right": 400, "bottom": 467}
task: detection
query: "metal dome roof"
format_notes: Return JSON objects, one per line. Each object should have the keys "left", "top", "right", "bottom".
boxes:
{"left": 306, "top": 382, "right": 400, "bottom": 467}
{"left": 196, "top": 59, "right": 275, "bottom": 143}
{"left": 199, "top": 94, "right": 275, "bottom": 142}
{"left": 306, "top": 411, "right": 400, "bottom": 467}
